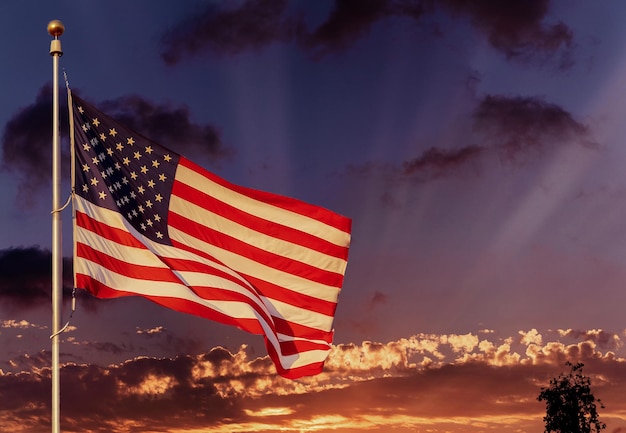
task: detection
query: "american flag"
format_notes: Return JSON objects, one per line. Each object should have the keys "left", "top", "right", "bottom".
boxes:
{"left": 71, "top": 93, "right": 351, "bottom": 378}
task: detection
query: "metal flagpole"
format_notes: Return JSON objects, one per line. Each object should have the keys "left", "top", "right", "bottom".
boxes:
{"left": 48, "top": 19, "right": 64, "bottom": 433}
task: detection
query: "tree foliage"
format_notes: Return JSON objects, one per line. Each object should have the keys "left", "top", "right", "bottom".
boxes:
{"left": 537, "top": 362, "right": 606, "bottom": 433}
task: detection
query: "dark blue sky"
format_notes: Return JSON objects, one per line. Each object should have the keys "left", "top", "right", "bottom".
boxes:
{"left": 2, "top": 1, "right": 626, "bottom": 432}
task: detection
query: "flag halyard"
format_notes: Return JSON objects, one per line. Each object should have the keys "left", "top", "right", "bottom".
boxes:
{"left": 71, "top": 93, "right": 351, "bottom": 378}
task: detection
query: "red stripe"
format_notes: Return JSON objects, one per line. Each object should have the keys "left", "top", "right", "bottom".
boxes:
{"left": 76, "top": 211, "right": 146, "bottom": 249}
{"left": 272, "top": 316, "right": 334, "bottom": 344}
{"left": 77, "top": 243, "right": 181, "bottom": 284}
{"left": 169, "top": 211, "right": 344, "bottom": 287}
{"left": 279, "top": 338, "right": 331, "bottom": 356}
{"left": 179, "top": 157, "right": 352, "bottom": 233}
{"left": 172, "top": 181, "right": 349, "bottom": 260}
{"left": 244, "top": 274, "right": 337, "bottom": 317}
{"left": 159, "top": 256, "right": 255, "bottom": 293}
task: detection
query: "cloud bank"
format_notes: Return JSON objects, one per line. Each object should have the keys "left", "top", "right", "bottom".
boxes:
{"left": 1, "top": 86, "right": 225, "bottom": 205}
{"left": 161, "top": 0, "right": 573, "bottom": 65}
{"left": 2, "top": 328, "right": 625, "bottom": 433}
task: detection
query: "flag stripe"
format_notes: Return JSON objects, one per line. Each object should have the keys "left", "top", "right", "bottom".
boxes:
{"left": 168, "top": 209, "right": 345, "bottom": 287}
{"left": 169, "top": 227, "right": 340, "bottom": 303}
{"left": 177, "top": 159, "right": 351, "bottom": 247}
{"left": 76, "top": 210, "right": 146, "bottom": 249}
{"left": 172, "top": 180, "right": 349, "bottom": 261}
{"left": 77, "top": 209, "right": 253, "bottom": 289}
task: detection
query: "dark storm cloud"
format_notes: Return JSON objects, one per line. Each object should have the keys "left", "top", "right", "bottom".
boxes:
{"left": 437, "top": 0, "right": 573, "bottom": 67}
{"left": 160, "top": 0, "right": 295, "bottom": 65}
{"left": 403, "top": 145, "right": 485, "bottom": 177}
{"left": 298, "top": 0, "right": 395, "bottom": 59}
{"left": 0, "top": 246, "right": 100, "bottom": 313}
{"left": 345, "top": 93, "right": 593, "bottom": 199}
{"left": 1, "top": 85, "right": 70, "bottom": 206}
{"left": 0, "top": 246, "right": 72, "bottom": 309}
{"left": 1, "top": 85, "right": 225, "bottom": 203}
{"left": 305, "top": 0, "right": 573, "bottom": 63}
{"left": 83, "top": 341, "right": 133, "bottom": 355}
{"left": 473, "top": 94, "right": 595, "bottom": 162}
{"left": 161, "top": 0, "right": 572, "bottom": 65}
{"left": 134, "top": 325, "right": 203, "bottom": 356}
{"left": 98, "top": 94, "right": 227, "bottom": 161}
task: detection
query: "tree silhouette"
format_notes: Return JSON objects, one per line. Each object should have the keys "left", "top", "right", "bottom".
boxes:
{"left": 537, "top": 362, "right": 606, "bottom": 433}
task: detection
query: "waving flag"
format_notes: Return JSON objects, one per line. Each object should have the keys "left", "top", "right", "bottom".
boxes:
{"left": 71, "top": 93, "right": 351, "bottom": 378}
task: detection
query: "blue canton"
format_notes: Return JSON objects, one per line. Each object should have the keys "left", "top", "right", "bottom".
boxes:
{"left": 73, "top": 95, "right": 179, "bottom": 245}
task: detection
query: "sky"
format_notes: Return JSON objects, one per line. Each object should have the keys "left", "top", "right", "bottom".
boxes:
{"left": 1, "top": 0, "right": 626, "bottom": 432}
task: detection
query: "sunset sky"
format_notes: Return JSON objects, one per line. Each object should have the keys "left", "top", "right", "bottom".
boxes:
{"left": 2, "top": 1, "right": 626, "bottom": 432}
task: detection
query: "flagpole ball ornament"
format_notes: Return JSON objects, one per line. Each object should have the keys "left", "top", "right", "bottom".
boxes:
{"left": 47, "top": 20, "right": 64, "bottom": 38}
{"left": 48, "top": 20, "right": 64, "bottom": 56}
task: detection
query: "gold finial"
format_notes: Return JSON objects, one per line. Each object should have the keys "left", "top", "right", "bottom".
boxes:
{"left": 47, "top": 20, "right": 65, "bottom": 38}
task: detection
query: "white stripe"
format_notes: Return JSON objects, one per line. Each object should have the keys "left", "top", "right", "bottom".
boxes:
{"left": 169, "top": 226, "right": 340, "bottom": 304}
{"left": 169, "top": 194, "right": 348, "bottom": 275}
{"left": 176, "top": 163, "right": 351, "bottom": 247}
{"left": 261, "top": 296, "right": 334, "bottom": 331}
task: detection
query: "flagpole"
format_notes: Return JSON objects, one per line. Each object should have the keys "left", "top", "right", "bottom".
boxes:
{"left": 48, "top": 19, "right": 64, "bottom": 433}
